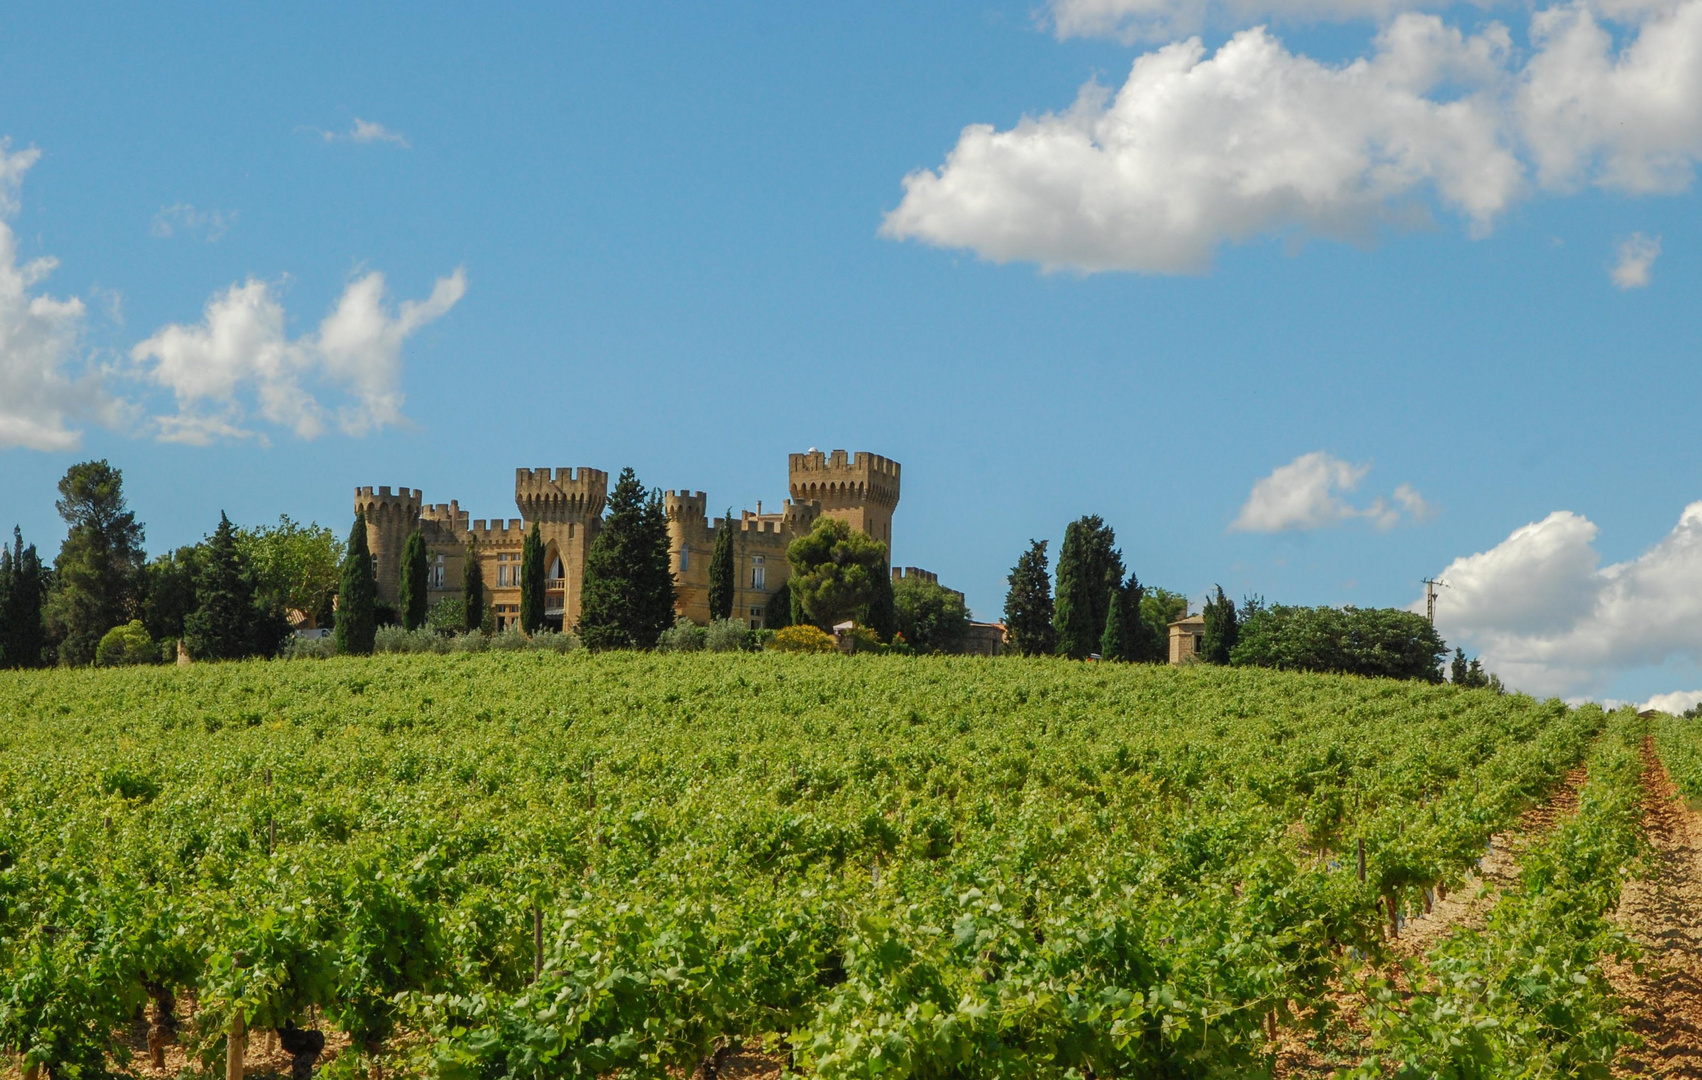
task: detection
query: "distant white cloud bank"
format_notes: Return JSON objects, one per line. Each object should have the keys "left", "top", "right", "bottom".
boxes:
{"left": 314, "top": 118, "right": 410, "bottom": 148}
{"left": 886, "top": 0, "right": 1702, "bottom": 273}
{"left": 1231, "top": 451, "right": 1432, "bottom": 532}
{"left": 1429, "top": 502, "right": 1702, "bottom": 699}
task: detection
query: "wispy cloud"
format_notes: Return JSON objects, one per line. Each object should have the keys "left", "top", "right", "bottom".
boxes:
{"left": 1610, "top": 233, "right": 1661, "bottom": 289}
{"left": 1230, "top": 451, "right": 1432, "bottom": 532}
{"left": 308, "top": 118, "right": 410, "bottom": 148}
{"left": 150, "top": 203, "right": 235, "bottom": 242}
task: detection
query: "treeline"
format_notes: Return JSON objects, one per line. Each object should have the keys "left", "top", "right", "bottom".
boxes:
{"left": 1002, "top": 515, "right": 1472, "bottom": 685}
{"left": 1, "top": 461, "right": 338, "bottom": 669}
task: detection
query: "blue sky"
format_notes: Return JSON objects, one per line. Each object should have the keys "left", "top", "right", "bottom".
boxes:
{"left": 1, "top": 3, "right": 1699, "bottom": 703}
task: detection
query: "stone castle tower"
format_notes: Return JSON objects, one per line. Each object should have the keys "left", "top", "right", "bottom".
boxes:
{"left": 355, "top": 449, "right": 897, "bottom": 632}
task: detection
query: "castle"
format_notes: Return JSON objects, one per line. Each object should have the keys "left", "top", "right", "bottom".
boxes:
{"left": 355, "top": 449, "right": 903, "bottom": 632}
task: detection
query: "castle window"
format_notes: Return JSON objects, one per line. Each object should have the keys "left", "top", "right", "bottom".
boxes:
{"left": 548, "top": 556, "right": 563, "bottom": 581}
{"left": 431, "top": 555, "right": 445, "bottom": 589}
{"left": 751, "top": 555, "right": 765, "bottom": 591}
{"left": 679, "top": 547, "right": 689, "bottom": 573}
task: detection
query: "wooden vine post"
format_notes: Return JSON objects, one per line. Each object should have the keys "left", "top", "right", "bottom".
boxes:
{"left": 227, "top": 1011, "right": 246, "bottom": 1080}
{"left": 1356, "top": 838, "right": 1365, "bottom": 882}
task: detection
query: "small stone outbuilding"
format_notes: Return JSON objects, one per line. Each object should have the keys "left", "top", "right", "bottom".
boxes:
{"left": 1168, "top": 613, "right": 1205, "bottom": 665}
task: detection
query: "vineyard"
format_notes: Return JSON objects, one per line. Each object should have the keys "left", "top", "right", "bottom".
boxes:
{"left": 0, "top": 653, "right": 1693, "bottom": 1078}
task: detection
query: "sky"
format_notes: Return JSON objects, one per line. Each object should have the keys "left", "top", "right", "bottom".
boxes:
{"left": 0, "top": 3, "right": 1699, "bottom": 705}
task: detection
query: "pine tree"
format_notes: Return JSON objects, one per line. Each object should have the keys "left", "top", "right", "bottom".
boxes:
{"left": 579, "top": 468, "right": 676, "bottom": 650}
{"left": 463, "top": 539, "right": 485, "bottom": 633}
{"left": 47, "top": 460, "right": 146, "bottom": 665}
{"left": 519, "top": 523, "right": 544, "bottom": 634}
{"left": 865, "top": 563, "right": 898, "bottom": 642}
{"left": 184, "top": 513, "right": 260, "bottom": 661}
{"left": 0, "top": 527, "right": 47, "bottom": 669}
{"left": 1200, "top": 585, "right": 1238, "bottom": 664}
{"left": 398, "top": 528, "right": 429, "bottom": 631}
{"left": 1053, "top": 516, "right": 1124, "bottom": 660}
{"left": 1451, "top": 647, "right": 1469, "bottom": 685}
{"left": 335, "top": 513, "right": 378, "bottom": 656}
{"left": 708, "top": 511, "right": 735, "bottom": 622}
{"left": 1002, "top": 540, "right": 1056, "bottom": 657}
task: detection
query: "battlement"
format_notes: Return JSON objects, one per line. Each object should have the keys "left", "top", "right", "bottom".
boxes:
{"left": 468, "top": 518, "right": 527, "bottom": 545}
{"left": 664, "top": 490, "right": 709, "bottom": 524}
{"left": 421, "top": 500, "right": 470, "bottom": 534}
{"left": 355, "top": 485, "right": 422, "bottom": 503}
{"left": 788, "top": 449, "right": 901, "bottom": 479}
{"left": 515, "top": 466, "right": 608, "bottom": 522}
{"left": 892, "top": 566, "right": 939, "bottom": 586}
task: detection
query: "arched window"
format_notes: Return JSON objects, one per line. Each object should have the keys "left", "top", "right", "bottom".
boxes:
{"left": 548, "top": 556, "right": 563, "bottom": 581}
{"left": 679, "top": 547, "right": 690, "bottom": 573}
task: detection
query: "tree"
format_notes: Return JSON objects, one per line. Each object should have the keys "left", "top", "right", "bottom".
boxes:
{"left": 184, "top": 512, "right": 288, "bottom": 661}
{"left": 1200, "top": 585, "right": 1238, "bottom": 664}
{"left": 1100, "top": 575, "right": 1145, "bottom": 662}
{"left": 765, "top": 586, "right": 793, "bottom": 630}
{"left": 140, "top": 547, "right": 200, "bottom": 645}
{"left": 336, "top": 513, "right": 378, "bottom": 656}
{"left": 235, "top": 516, "right": 344, "bottom": 629}
{"left": 0, "top": 527, "right": 48, "bottom": 669}
{"left": 579, "top": 468, "right": 676, "bottom": 650}
{"left": 784, "top": 516, "right": 888, "bottom": 630}
{"left": 519, "top": 523, "right": 545, "bottom": 635}
{"left": 1003, "top": 540, "right": 1056, "bottom": 657}
{"left": 47, "top": 460, "right": 146, "bottom": 665}
{"left": 1052, "top": 516, "right": 1124, "bottom": 660}
{"left": 865, "top": 564, "right": 898, "bottom": 642}
{"left": 398, "top": 529, "right": 430, "bottom": 631}
{"left": 462, "top": 539, "right": 486, "bottom": 633}
{"left": 1140, "top": 588, "right": 1188, "bottom": 661}
{"left": 1451, "top": 648, "right": 1470, "bottom": 685}
{"left": 708, "top": 511, "right": 735, "bottom": 622}
{"left": 1231, "top": 605, "right": 1446, "bottom": 682}
{"left": 893, "top": 575, "right": 971, "bottom": 654}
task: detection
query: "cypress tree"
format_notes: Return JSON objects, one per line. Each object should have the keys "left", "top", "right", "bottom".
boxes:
{"left": 1450, "top": 647, "right": 1469, "bottom": 685}
{"left": 1053, "top": 516, "right": 1124, "bottom": 660}
{"left": 708, "top": 510, "right": 735, "bottom": 622}
{"left": 579, "top": 467, "right": 676, "bottom": 650}
{"left": 183, "top": 513, "right": 259, "bottom": 661}
{"left": 0, "top": 527, "right": 47, "bottom": 669}
{"left": 398, "top": 528, "right": 429, "bottom": 631}
{"left": 865, "top": 562, "right": 898, "bottom": 642}
{"left": 1003, "top": 540, "right": 1056, "bottom": 657}
{"left": 463, "top": 539, "right": 486, "bottom": 633}
{"left": 1100, "top": 575, "right": 1144, "bottom": 662}
{"left": 1200, "top": 584, "right": 1238, "bottom": 664}
{"left": 335, "top": 512, "right": 377, "bottom": 656}
{"left": 519, "top": 523, "right": 545, "bottom": 634}
{"left": 765, "top": 585, "right": 792, "bottom": 630}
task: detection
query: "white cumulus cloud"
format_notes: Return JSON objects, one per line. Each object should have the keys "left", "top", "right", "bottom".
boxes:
{"left": 1231, "top": 451, "right": 1431, "bottom": 532}
{"left": 131, "top": 268, "right": 466, "bottom": 445}
{"left": 1430, "top": 502, "right": 1702, "bottom": 698}
{"left": 0, "top": 141, "right": 114, "bottom": 451}
{"left": 1611, "top": 232, "right": 1662, "bottom": 287}
{"left": 1050, "top": 0, "right": 1445, "bottom": 41}
{"left": 1643, "top": 689, "right": 1702, "bottom": 713}
{"left": 888, "top": 1, "right": 1702, "bottom": 274}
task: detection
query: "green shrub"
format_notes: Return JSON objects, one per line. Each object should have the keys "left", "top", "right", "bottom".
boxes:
{"left": 94, "top": 620, "right": 156, "bottom": 667}
{"left": 705, "top": 618, "right": 753, "bottom": 653}
{"left": 657, "top": 618, "right": 707, "bottom": 653}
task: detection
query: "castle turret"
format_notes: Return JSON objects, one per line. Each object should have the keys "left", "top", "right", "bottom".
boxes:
{"left": 513, "top": 467, "right": 609, "bottom": 631}
{"left": 354, "top": 485, "right": 423, "bottom": 607}
{"left": 787, "top": 450, "right": 901, "bottom": 550}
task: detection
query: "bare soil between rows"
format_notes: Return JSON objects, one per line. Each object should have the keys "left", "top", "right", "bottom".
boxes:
{"left": 1607, "top": 738, "right": 1702, "bottom": 1078}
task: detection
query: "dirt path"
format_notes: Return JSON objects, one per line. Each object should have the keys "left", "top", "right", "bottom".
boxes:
{"left": 1608, "top": 738, "right": 1702, "bottom": 1078}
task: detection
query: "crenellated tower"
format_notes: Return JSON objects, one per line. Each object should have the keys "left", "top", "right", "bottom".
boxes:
{"left": 354, "top": 485, "right": 423, "bottom": 606}
{"left": 513, "top": 467, "right": 608, "bottom": 631}
{"left": 787, "top": 449, "right": 901, "bottom": 550}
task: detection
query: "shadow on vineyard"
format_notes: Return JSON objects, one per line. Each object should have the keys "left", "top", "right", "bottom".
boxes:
{"left": 0, "top": 653, "right": 1672, "bottom": 1078}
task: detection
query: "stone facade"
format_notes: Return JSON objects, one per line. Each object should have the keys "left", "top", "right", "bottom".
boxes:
{"left": 357, "top": 449, "right": 901, "bottom": 632}
{"left": 1168, "top": 613, "right": 1205, "bottom": 664}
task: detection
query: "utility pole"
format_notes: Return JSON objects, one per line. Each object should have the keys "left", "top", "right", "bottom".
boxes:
{"left": 1421, "top": 578, "right": 1448, "bottom": 625}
